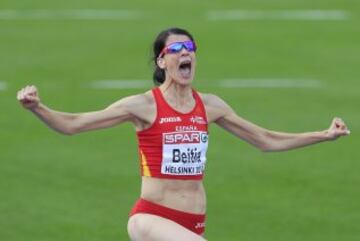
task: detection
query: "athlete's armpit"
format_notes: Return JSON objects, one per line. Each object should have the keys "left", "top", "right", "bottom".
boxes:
{"left": 74, "top": 93, "right": 155, "bottom": 133}
{"left": 201, "top": 93, "right": 270, "bottom": 150}
{"left": 200, "top": 93, "right": 233, "bottom": 123}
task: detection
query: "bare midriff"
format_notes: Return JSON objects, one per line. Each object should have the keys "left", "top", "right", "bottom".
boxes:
{"left": 140, "top": 176, "right": 206, "bottom": 214}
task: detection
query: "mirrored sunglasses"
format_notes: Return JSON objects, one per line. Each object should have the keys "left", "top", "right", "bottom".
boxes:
{"left": 159, "top": 41, "right": 197, "bottom": 57}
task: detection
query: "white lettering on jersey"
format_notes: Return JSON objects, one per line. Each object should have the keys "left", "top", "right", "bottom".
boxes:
{"left": 159, "top": 117, "right": 182, "bottom": 124}
{"left": 190, "top": 116, "right": 207, "bottom": 125}
{"left": 175, "top": 125, "right": 198, "bottom": 132}
{"left": 162, "top": 131, "right": 208, "bottom": 176}
{"left": 195, "top": 222, "right": 206, "bottom": 229}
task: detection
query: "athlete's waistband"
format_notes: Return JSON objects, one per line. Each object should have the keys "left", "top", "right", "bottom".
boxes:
{"left": 130, "top": 198, "right": 206, "bottom": 235}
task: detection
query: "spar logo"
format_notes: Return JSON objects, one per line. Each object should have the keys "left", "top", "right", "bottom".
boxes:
{"left": 190, "top": 116, "right": 207, "bottom": 125}
{"left": 161, "top": 131, "right": 209, "bottom": 175}
{"left": 159, "top": 116, "right": 182, "bottom": 124}
{"left": 164, "top": 132, "right": 208, "bottom": 144}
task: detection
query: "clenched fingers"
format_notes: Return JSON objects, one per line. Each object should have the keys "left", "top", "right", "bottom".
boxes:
{"left": 332, "top": 117, "right": 350, "bottom": 135}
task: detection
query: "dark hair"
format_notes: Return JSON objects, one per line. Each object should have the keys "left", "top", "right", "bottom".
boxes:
{"left": 152, "top": 27, "right": 195, "bottom": 86}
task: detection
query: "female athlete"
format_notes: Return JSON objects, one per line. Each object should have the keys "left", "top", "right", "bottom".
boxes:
{"left": 17, "top": 28, "right": 350, "bottom": 241}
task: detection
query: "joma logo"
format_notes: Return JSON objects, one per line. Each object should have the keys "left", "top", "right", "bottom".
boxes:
{"left": 159, "top": 117, "right": 182, "bottom": 124}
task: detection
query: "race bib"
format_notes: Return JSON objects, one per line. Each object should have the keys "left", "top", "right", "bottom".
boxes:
{"left": 161, "top": 131, "right": 208, "bottom": 175}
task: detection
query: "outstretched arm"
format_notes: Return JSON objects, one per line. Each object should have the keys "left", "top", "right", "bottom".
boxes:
{"left": 17, "top": 85, "right": 140, "bottom": 135}
{"left": 204, "top": 94, "right": 350, "bottom": 152}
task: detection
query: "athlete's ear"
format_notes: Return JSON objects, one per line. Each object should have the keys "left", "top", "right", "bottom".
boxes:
{"left": 157, "top": 57, "right": 166, "bottom": 69}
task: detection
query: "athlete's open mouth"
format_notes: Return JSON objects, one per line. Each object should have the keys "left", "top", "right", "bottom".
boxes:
{"left": 178, "top": 60, "right": 192, "bottom": 79}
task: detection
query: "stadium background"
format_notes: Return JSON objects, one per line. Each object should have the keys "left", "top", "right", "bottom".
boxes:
{"left": 0, "top": 1, "right": 359, "bottom": 240}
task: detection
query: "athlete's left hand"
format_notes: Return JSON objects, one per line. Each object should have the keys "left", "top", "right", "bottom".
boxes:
{"left": 326, "top": 117, "right": 350, "bottom": 140}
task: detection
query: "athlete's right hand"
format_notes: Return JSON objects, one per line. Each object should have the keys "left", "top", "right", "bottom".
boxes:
{"left": 17, "top": 85, "right": 41, "bottom": 110}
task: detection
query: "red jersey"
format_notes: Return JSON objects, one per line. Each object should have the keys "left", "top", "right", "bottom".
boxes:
{"left": 136, "top": 87, "right": 209, "bottom": 180}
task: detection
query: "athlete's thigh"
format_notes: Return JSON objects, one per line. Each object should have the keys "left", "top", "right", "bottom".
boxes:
{"left": 128, "top": 213, "right": 206, "bottom": 241}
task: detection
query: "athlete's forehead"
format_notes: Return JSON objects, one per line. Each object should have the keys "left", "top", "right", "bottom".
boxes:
{"left": 165, "top": 34, "right": 192, "bottom": 46}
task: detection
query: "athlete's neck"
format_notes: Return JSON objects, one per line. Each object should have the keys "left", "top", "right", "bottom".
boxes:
{"left": 159, "top": 79, "right": 194, "bottom": 108}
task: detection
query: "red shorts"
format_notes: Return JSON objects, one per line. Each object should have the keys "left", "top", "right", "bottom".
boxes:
{"left": 129, "top": 198, "right": 206, "bottom": 235}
